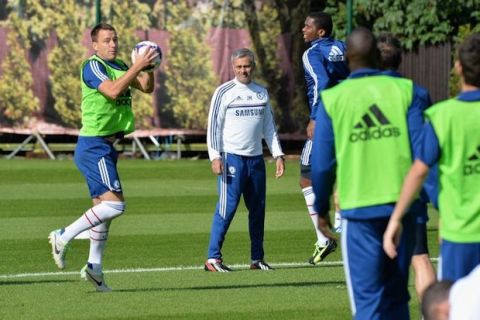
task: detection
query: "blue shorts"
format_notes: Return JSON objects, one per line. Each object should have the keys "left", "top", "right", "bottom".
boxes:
{"left": 342, "top": 213, "right": 415, "bottom": 319}
{"left": 74, "top": 136, "right": 122, "bottom": 198}
{"left": 300, "top": 139, "right": 312, "bottom": 179}
{"left": 439, "top": 240, "right": 480, "bottom": 281}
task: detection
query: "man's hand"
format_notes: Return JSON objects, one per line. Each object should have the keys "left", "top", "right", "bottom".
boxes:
{"left": 211, "top": 158, "right": 223, "bottom": 175}
{"left": 133, "top": 47, "right": 159, "bottom": 71}
{"left": 275, "top": 157, "right": 285, "bottom": 178}
{"left": 383, "top": 217, "right": 403, "bottom": 259}
{"left": 306, "top": 119, "right": 316, "bottom": 140}
{"left": 318, "top": 214, "right": 338, "bottom": 241}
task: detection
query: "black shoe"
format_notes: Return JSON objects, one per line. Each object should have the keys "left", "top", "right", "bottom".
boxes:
{"left": 308, "top": 240, "right": 337, "bottom": 265}
{"left": 204, "top": 259, "right": 232, "bottom": 272}
{"left": 250, "top": 260, "right": 274, "bottom": 270}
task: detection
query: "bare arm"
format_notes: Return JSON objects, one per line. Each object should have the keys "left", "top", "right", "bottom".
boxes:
{"left": 383, "top": 159, "right": 430, "bottom": 258}
{"left": 98, "top": 48, "right": 158, "bottom": 99}
{"left": 131, "top": 71, "right": 155, "bottom": 93}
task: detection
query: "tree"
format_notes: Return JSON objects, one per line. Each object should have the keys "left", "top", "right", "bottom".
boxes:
{"left": 47, "top": 0, "right": 87, "bottom": 127}
{"left": 162, "top": 1, "right": 217, "bottom": 129}
{"left": 0, "top": 3, "right": 40, "bottom": 126}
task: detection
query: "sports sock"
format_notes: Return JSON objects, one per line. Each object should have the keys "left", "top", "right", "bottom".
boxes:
{"left": 60, "top": 201, "right": 125, "bottom": 243}
{"left": 88, "top": 221, "right": 111, "bottom": 272}
{"left": 334, "top": 211, "right": 342, "bottom": 228}
{"left": 303, "top": 187, "right": 329, "bottom": 246}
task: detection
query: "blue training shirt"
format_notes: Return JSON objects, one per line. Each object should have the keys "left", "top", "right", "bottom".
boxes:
{"left": 418, "top": 90, "right": 480, "bottom": 166}
{"left": 82, "top": 55, "right": 128, "bottom": 89}
{"left": 311, "top": 68, "right": 427, "bottom": 220}
{"left": 303, "top": 37, "right": 349, "bottom": 118}
{"left": 383, "top": 70, "right": 437, "bottom": 220}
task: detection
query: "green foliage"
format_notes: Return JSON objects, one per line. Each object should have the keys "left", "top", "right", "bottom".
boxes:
{"left": 0, "top": 10, "right": 39, "bottom": 126}
{"left": 162, "top": 1, "right": 217, "bottom": 129}
{"left": 247, "top": 2, "right": 284, "bottom": 125}
{"left": 47, "top": 0, "right": 86, "bottom": 127}
{"left": 326, "top": 0, "right": 480, "bottom": 49}
{"left": 209, "top": 0, "right": 246, "bottom": 28}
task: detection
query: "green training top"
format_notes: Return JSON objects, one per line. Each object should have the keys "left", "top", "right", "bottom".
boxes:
{"left": 322, "top": 75, "right": 413, "bottom": 210}
{"left": 80, "top": 55, "right": 134, "bottom": 136}
{"left": 426, "top": 98, "right": 480, "bottom": 243}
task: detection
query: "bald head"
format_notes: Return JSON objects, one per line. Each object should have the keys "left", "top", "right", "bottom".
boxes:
{"left": 346, "top": 27, "right": 379, "bottom": 71}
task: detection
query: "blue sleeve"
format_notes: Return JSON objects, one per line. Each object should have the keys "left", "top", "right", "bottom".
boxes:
{"left": 83, "top": 60, "right": 109, "bottom": 89}
{"left": 407, "top": 86, "right": 429, "bottom": 158}
{"left": 417, "top": 122, "right": 440, "bottom": 167}
{"left": 311, "top": 100, "right": 336, "bottom": 215}
{"left": 304, "top": 50, "right": 329, "bottom": 120}
{"left": 415, "top": 84, "right": 432, "bottom": 112}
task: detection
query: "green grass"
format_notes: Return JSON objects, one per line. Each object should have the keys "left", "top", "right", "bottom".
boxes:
{"left": 0, "top": 158, "right": 439, "bottom": 319}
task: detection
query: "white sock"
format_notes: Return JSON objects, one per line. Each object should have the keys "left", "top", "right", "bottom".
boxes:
{"left": 334, "top": 211, "right": 342, "bottom": 228}
{"left": 302, "top": 187, "right": 329, "bottom": 245}
{"left": 61, "top": 201, "right": 125, "bottom": 243}
{"left": 88, "top": 221, "right": 111, "bottom": 271}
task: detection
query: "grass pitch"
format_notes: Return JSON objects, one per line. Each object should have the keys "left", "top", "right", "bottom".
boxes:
{"left": 0, "top": 158, "right": 438, "bottom": 319}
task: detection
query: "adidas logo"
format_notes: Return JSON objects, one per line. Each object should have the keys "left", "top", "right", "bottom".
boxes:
{"left": 328, "top": 46, "right": 345, "bottom": 62}
{"left": 349, "top": 104, "right": 400, "bottom": 143}
{"left": 464, "top": 145, "right": 480, "bottom": 176}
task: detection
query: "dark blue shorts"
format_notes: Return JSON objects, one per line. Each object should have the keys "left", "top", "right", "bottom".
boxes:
{"left": 300, "top": 139, "right": 312, "bottom": 179}
{"left": 440, "top": 240, "right": 480, "bottom": 281}
{"left": 74, "top": 136, "right": 122, "bottom": 198}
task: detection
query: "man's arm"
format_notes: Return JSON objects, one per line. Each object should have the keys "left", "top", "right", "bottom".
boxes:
{"left": 131, "top": 71, "right": 155, "bottom": 93}
{"left": 383, "top": 122, "right": 440, "bottom": 258}
{"left": 207, "top": 86, "right": 227, "bottom": 174}
{"left": 262, "top": 100, "right": 285, "bottom": 179}
{"left": 98, "top": 48, "right": 158, "bottom": 99}
{"left": 263, "top": 101, "right": 284, "bottom": 159}
{"left": 383, "top": 159, "right": 430, "bottom": 258}
{"left": 304, "top": 50, "right": 329, "bottom": 117}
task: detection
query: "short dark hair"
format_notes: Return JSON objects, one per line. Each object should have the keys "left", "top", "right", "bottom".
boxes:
{"left": 231, "top": 48, "right": 255, "bottom": 66}
{"left": 91, "top": 23, "right": 116, "bottom": 42}
{"left": 458, "top": 33, "right": 480, "bottom": 87}
{"left": 346, "top": 27, "right": 379, "bottom": 69}
{"left": 377, "top": 32, "right": 402, "bottom": 71}
{"left": 308, "top": 12, "right": 333, "bottom": 37}
{"left": 422, "top": 281, "right": 453, "bottom": 320}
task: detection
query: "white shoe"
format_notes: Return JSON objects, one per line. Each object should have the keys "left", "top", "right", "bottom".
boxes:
{"left": 48, "top": 229, "right": 68, "bottom": 269}
{"left": 83, "top": 264, "right": 112, "bottom": 292}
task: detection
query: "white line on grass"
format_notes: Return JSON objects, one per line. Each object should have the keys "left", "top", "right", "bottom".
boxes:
{"left": 0, "top": 261, "right": 339, "bottom": 279}
{"left": 0, "top": 258, "right": 438, "bottom": 279}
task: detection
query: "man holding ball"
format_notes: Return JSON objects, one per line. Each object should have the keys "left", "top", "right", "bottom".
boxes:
{"left": 48, "top": 23, "right": 158, "bottom": 292}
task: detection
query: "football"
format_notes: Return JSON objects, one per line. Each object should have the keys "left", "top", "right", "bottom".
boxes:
{"left": 131, "top": 40, "right": 162, "bottom": 72}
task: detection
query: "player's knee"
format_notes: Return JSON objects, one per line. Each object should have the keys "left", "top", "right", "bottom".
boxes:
{"left": 101, "top": 201, "right": 125, "bottom": 220}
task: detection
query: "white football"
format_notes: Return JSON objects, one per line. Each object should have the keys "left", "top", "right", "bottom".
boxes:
{"left": 131, "top": 40, "right": 162, "bottom": 72}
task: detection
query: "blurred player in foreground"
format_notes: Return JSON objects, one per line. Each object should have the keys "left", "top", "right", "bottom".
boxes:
{"left": 378, "top": 32, "right": 436, "bottom": 302}
{"left": 48, "top": 23, "right": 158, "bottom": 291}
{"left": 205, "top": 48, "right": 285, "bottom": 272}
{"left": 383, "top": 33, "right": 480, "bottom": 282}
{"left": 422, "top": 265, "right": 480, "bottom": 319}
{"left": 312, "top": 27, "right": 425, "bottom": 319}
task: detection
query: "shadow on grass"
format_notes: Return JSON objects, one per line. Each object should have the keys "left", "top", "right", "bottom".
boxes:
{"left": 114, "top": 280, "right": 345, "bottom": 293}
{"left": 0, "top": 279, "right": 76, "bottom": 286}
